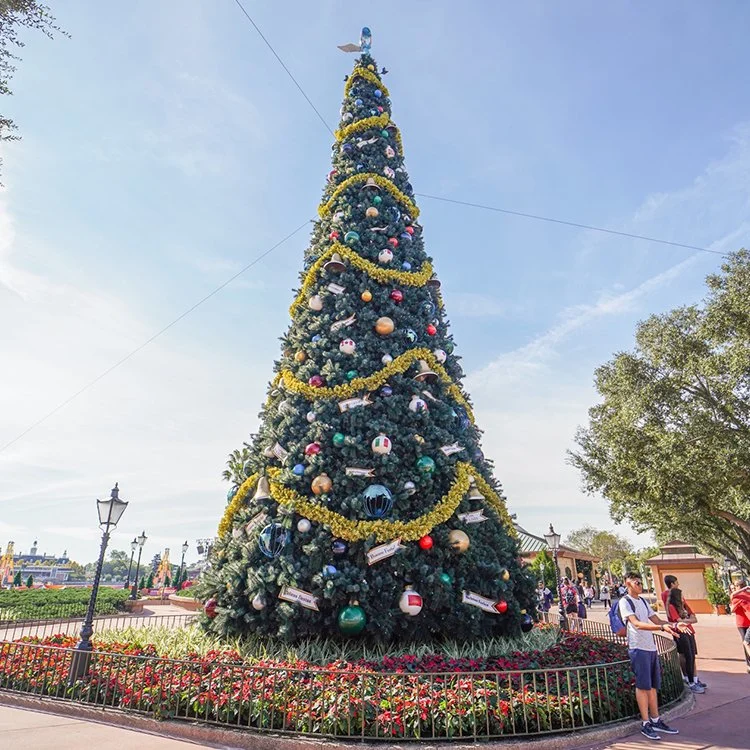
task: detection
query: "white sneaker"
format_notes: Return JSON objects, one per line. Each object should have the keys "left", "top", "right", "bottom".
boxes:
{"left": 689, "top": 682, "right": 705, "bottom": 694}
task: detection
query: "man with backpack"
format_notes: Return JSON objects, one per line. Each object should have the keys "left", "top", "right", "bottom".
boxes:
{"left": 612, "top": 571, "right": 690, "bottom": 741}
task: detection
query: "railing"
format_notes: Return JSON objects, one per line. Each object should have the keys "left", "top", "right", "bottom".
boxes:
{"left": 0, "top": 616, "right": 684, "bottom": 741}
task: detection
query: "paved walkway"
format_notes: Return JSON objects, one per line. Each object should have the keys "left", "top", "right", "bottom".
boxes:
{"left": 1, "top": 609, "right": 747, "bottom": 749}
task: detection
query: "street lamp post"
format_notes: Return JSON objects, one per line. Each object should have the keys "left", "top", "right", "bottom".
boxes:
{"left": 544, "top": 524, "right": 568, "bottom": 631}
{"left": 130, "top": 531, "right": 147, "bottom": 600}
{"left": 179, "top": 540, "right": 188, "bottom": 587}
{"left": 68, "top": 483, "right": 128, "bottom": 683}
{"left": 125, "top": 537, "right": 137, "bottom": 590}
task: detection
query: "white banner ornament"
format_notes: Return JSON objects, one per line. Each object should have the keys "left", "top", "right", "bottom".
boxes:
{"left": 278, "top": 586, "right": 319, "bottom": 611}
{"left": 345, "top": 467, "right": 376, "bottom": 477}
{"left": 458, "top": 509, "right": 488, "bottom": 524}
{"left": 338, "top": 393, "right": 373, "bottom": 413}
{"left": 366, "top": 538, "right": 405, "bottom": 566}
{"left": 462, "top": 590, "right": 502, "bottom": 614}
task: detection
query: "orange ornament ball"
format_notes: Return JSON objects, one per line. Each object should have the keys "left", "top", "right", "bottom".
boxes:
{"left": 375, "top": 316, "right": 395, "bottom": 335}
{"left": 294, "top": 350, "right": 306, "bottom": 363}
{"left": 361, "top": 290, "right": 373, "bottom": 302}
{"left": 311, "top": 473, "right": 333, "bottom": 495}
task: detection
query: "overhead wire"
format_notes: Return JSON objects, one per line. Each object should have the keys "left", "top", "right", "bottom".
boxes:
{"left": 0, "top": 220, "right": 312, "bottom": 454}
{"left": 231, "top": 2, "right": 726, "bottom": 258}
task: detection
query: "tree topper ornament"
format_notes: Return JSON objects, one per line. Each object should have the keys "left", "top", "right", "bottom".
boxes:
{"left": 338, "top": 26, "right": 373, "bottom": 54}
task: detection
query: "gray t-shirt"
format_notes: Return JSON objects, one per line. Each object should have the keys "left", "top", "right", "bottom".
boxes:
{"left": 618, "top": 595, "right": 657, "bottom": 651}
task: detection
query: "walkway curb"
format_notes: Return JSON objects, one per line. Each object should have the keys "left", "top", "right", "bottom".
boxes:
{"left": 0, "top": 691, "right": 695, "bottom": 750}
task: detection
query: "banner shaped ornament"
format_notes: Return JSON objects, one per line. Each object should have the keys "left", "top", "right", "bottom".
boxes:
{"left": 327, "top": 282, "right": 346, "bottom": 295}
{"left": 345, "top": 467, "right": 376, "bottom": 477}
{"left": 272, "top": 442, "right": 289, "bottom": 461}
{"left": 369, "top": 225, "right": 388, "bottom": 233}
{"left": 458, "top": 509, "right": 488, "bottom": 524}
{"left": 245, "top": 512, "right": 269, "bottom": 534}
{"left": 279, "top": 585, "right": 319, "bottom": 611}
{"left": 462, "top": 590, "right": 500, "bottom": 614}
{"left": 367, "top": 538, "right": 405, "bottom": 566}
{"left": 338, "top": 393, "right": 373, "bottom": 413}
{"left": 330, "top": 313, "right": 357, "bottom": 332}
{"left": 440, "top": 442, "right": 464, "bottom": 456}
{"left": 356, "top": 136, "right": 379, "bottom": 148}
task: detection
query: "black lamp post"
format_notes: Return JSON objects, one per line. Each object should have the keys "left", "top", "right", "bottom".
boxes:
{"left": 179, "top": 540, "right": 188, "bottom": 586}
{"left": 130, "top": 530, "right": 147, "bottom": 600}
{"left": 68, "top": 483, "right": 128, "bottom": 683}
{"left": 125, "top": 537, "right": 137, "bottom": 589}
{"left": 544, "top": 524, "right": 568, "bottom": 631}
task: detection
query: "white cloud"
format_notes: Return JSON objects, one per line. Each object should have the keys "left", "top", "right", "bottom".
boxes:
{"left": 449, "top": 292, "right": 521, "bottom": 318}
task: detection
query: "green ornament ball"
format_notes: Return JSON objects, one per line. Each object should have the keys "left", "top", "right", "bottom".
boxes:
{"left": 416, "top": 456, "right": 436, "bottom": 474}
{"left": 381, "top": 129, "right": 389, "bottom": 138}
{"left": 373, "top": 195, "right": 382, "bottom": 205}
{"left": 332, "top": 432, "right": 346, "bottom": 447}
{"left": 338, "top": 603, "right": 367, "bottom": 635}
{"left": 346, "top": 370, "right": 358, "bottom": 381}
{"left": 439, "top": 572, "right": 453, "bottom": 585}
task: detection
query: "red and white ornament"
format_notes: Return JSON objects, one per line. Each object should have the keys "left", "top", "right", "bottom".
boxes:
{"left": 339, "top": 338, "right": 356, "bottom": 355}
{"left": 390, "top": 289, "right": 404, "bottom": 303}
{"left": 378, "top": 248, "right": 394, "bottom": 264}
{"left": 383, "top": 166, "right": 396, "bottom": 179}
{"left": 385, "top": 145, "right": 395, "bottom": 158}
{"left": 304, "top": 442, "right": 322, "bottom": 456}
{"left": 371, "top": 433, "right": 392, "bottom": 455}
{"left": 399, "top": 585, "right": 423, "bottom": 616}
{"left": 433, "top": 348, "right": 447, "bottom": 364}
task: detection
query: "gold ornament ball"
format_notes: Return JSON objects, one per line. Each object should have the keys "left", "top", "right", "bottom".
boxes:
{"left": 502, "top": 569, "right": 510, "bottom": 581}
{"left": 361, "top": 290, "right": 372, "bottom": 302}
{"left": 311, "top": 473, "right": 333, "bottom": 495}
{"left": 367, "top": 64, "right": 375, "bottom": 71}
{"left": 520, "top": 609, "right": 527, "bottom": 615}
{"left": 375, "top": 316, "right": 395, "bottom": 335}
{"left": 365, "top": 206, "right": 379, "bottom": 218}
{"left": 449, "top": 529, "right": 470, "bottom": 553}
{"left": 294, "top": 350, "right": 306, "bottom": 363}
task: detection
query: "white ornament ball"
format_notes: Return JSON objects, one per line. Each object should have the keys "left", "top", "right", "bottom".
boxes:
{"left": 409, "top": 394, "right": 428, "bottom": 413}
{"left": 252, "top": 594, "right": 266, "bottom": 611}
{"left": 339, "top": 338, "right": 356, "bottom": 355}
{"left": 297, "top": 518, "right": 312, "bottom": 533}
{"left": 433, "top": 348, "right": 447, "bottom": 364}
{"left": 403, "top": 481, "right": 416, "bottom": 496}
{"left": 383, "top": 166, "right": 396, "bottom": 179}
{"left": 306, "top": 411, "right": 317, "bottom": 423}
{"left": 371, "top": 433, "right": 392, "bottom": 455}
{"left": 378, "top": 248, "right": 394, "bottom": 264}
{"left": 399, "top": 586, "right": 423, "bottom": 616}
{"left": 382, "top": 354, "right": 393, "bottom": 365}
{"left": 308, "top": 295, "right": 323, "bottom": 311}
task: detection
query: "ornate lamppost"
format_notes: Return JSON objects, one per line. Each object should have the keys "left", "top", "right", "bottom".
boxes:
{"left": 125, "top": 537, "right": 137, "bottom": 589}
{"left": 179, "top": 540, "right": 188, "bottom": 586}
{"left": 130, "top": 530, "right": 147, "bottom": 600}
{"left": 68, "top": 483, "right": 128, "bottom": 683}
{"left": 544, "top": 524, "right": 568, "bottom": 630}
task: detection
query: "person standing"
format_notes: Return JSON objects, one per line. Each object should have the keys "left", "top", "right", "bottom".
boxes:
{"left": 584, "top": 582, "right": 595, "bottom": 608}
{"left": 730, "top": 580, "right": 750, "bottom": 673}
{"left": 600, "top": 582, "right": 611, "bottom": 609}
{"left": 666, "top": 587, "right": 704, "bottom": 693}
{"left": 561, "top": 577, "right": 580, "bottom": 632}
{"left": 619, "top": 571, "right": 688, "bottom": 741}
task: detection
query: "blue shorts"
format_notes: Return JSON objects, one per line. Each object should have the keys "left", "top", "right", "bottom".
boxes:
{"left": 629, "top": 648, "right": 661, "bottom": 690}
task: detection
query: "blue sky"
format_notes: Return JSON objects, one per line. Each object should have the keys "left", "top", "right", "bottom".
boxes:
{"left": 1, "top": 2, "right": 749, "bottom": 564}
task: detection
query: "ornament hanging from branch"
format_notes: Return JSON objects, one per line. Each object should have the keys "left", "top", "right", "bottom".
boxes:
{"left": 279, "top": 585, "right": 319, "bottom": 611}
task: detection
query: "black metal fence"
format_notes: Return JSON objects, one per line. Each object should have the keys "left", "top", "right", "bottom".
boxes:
{"left": 0, "top": 613, "right": 684, "bottom": 741}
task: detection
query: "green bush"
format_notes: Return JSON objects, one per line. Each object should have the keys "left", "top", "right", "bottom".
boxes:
{"left": 705, "top": 567, "right": 730, "bottom": 607}
{"left": 0, "top": 587, "right": 130, "bottom": 621}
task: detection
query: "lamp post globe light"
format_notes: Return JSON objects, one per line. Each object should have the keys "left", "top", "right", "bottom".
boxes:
{"left": 130, "top": 530, "right": 147, "bottom": 600}
{"left": 543, "top": 523, "right": 568, "bottom": 631}
{"left": 125, "top": 537, "right": 137, "bottom": 590}
{"left": 68, "top": 483, "right": 128, "bottom": 683}
{"left": 179, "top": 540, "right": 188, "bottom": 585}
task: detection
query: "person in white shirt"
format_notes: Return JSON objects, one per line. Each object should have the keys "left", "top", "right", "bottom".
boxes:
{"left": 619, "top": 571, "right": 690, "bottom": 741}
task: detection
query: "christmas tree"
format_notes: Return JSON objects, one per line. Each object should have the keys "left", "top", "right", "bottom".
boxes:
{"left": 202, "top": 30, "right": 536, "bottom": 642}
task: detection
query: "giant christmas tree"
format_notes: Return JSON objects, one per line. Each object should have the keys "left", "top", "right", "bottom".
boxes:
{"left": 202, "top": 31, "right": 536, "bottom": 642}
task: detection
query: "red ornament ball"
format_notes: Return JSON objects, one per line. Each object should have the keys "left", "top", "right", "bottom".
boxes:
{"left": 390, "top": 289, "right": 404, "bottom": 303}
{"left": 404, "top": 226, "right": 415, "bottom": 235}
{"left": 308, "top": 375, "right": 325, "bottom": 388}
{"left": 304, "top": 442, "right": 322, "bottom": 456}
{"left": 494, "top": 599, "right": 509, "bottom": 614}
{"left": 426, "top": 324, "right": 437, "bottom": 336}
{"left": 204, "top": 597, "right": 218, "bottom": 619}
{"left": 387, "top": 237, "right": 399, "bottom": 248}
{"left": 418, "top": 535, "right": 434, "bottom": 550}
{"left": 329, "top": 230, "right": 339, "bottom": 240}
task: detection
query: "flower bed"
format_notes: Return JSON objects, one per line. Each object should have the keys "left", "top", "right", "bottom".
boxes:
{"left": 0, "top": 630, "right": 675, "bottom": 740}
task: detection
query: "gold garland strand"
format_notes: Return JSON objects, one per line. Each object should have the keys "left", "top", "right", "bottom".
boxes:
{"left": 289, "top": 242, "right": 432, "bottom": 317}
{"left": 278, "top": 347, "right": 474, "bottom": 422}
{"left": 218, "top": 473, "right": 259, "bottom": 537}
{"left": 344, "top": 67, "right": 389, "bottom": 98}
{"left": 219, "top": 462, "right": 513, "bottom": 543}
{"left": 334, "top": 114, "right": 404, "bottom": 156}
{"left": 319, "top": 172, "right": 417, "bottom": 220}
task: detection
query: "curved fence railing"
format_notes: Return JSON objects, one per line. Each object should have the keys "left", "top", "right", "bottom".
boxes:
{"left": 0, "top": 609, "right": 684, "bottom": 741}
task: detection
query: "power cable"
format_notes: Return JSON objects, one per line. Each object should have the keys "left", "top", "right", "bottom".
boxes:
{"left": 0, "top": 220, "right": 312, "bottom": 455}
{"left": 415, "top": 194, "right": 728, "bottom": 257}
{"left": 231, "top": 5, "right": 727, "bottom": 258}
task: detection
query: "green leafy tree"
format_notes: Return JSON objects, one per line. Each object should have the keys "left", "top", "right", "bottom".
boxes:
{"left": 570, "top": 250, "right": 750, "bottom": 573}
{"left": 25, "top": 574, "right": 33, "bottom": 588}
{"left": 704, "top": 566, "right": 729, "bottom": 607}
{"left": 528, "top": 549, "right": 556, "bottom": 590}
{"left": 145, "top": 572, "right": 154, "bottom": 589}
{"left": 12, "top": 571, "right": 21, "bottom": 587}
{"left": 0, "top": 1, "right": 66, "bottom": 182}
{"left": 139, "top": 575, "right": 146, "bottom": 590}
{"left": 564, "top": 526, "right": 633, "bottom": 579}
{"left": 201, "top": 47, "right": 536, "bottom": 643}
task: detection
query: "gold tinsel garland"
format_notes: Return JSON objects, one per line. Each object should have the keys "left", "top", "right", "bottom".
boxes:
{"left": 219, "top": 461, "right": 514, "bottom": 543}
{"left": 344, "top": 67, "right": 389, "bottom": 98}
{"left": 289, "top": 242, "right": 433, "bottom": 317}
{"left": 278, "top": 347, "right": 475, "bottom": 422}
{"left": 334, "top": 114, "right": 404, "bottom": 155}
{"left": 318, "top": 172, "right": 417, "bottom": 220}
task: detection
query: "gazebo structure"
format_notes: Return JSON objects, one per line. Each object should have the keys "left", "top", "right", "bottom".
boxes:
{"left": 515, "top": 524, "right": 601, "bottom": 585}
{"left": 646, "top": 540, "right": 717, "bottom": 614}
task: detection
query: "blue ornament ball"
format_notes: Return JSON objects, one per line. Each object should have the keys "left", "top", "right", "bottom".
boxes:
{"left": 292, "top": 463, "right": 305, "bottom": 476}
{"left": 344, "top": 230, "right": 360, "bottom": 244}
{"left": 341, "top": 143, "right": 353, "bottom": 153}
{"left": 520, "top": 614, "right": 534, "bottom": 633}
{"left": 362, "top": 484, "right": 394, "bottom": 518}
{"left": 400, "top": 232, "right": 412, "bottom": 242}
{"left": 227, "top": 486, "right": 238, "bottom": 502}
{"left": 355, "top": 98, "right": 363, "bottom": 107}
{"left": 258, "top": 523, "right": 289, "bottom": 559}
{"left": 421, "top": 300, "right": 436, "bottom": 318}
{"left": 381, "top": 385, "right": 393, "bottom": 397}
{"left": 401, "top": 261, "right": 412, "bottom": 271}
{"left": 311, "top": 334, "right": 322, "bottom": 343}
{"left": 332, "top": 539, "right": 349, "bottom": 556}
{"left": 374, "top": 89, "right": 382, "bottom": 98}
{"left": 455, "top": 406, "right": 470, "bottom": 432}
{"left": 323, "top": 564, "right": 338, "bottom": 578}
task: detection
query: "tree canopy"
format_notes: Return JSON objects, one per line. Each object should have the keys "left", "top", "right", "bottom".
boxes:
{"left": 564, "top": 525, "right": 633, "bottom": 576}
{"left": 569, "top": 250, "right": 750, "bottom": 573}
